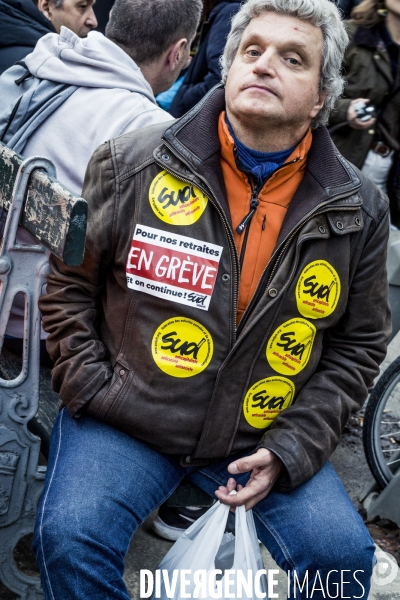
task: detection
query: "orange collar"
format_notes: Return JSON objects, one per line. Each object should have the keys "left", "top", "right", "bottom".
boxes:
{"left": 218, "top": 112, "right": 312, "bottom": 206}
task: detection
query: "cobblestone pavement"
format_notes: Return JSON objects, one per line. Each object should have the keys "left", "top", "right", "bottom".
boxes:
{"left": 1, "top": 335, "right": 400, "bottom": 599}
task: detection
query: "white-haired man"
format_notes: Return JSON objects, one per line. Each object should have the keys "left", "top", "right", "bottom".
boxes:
{"left": 37, "top": 1, "right": 389, "bottom": 598}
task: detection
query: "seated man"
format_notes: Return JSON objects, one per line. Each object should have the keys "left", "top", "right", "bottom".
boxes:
{"left": 37, "top": 0, "right": 389, "bottom": 598}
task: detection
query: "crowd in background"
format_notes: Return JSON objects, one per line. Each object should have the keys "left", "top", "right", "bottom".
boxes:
{"left": 1, "top": 0, "right": 400, "bottom": 226}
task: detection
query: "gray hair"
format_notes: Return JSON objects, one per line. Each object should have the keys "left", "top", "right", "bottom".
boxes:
{"left": 221, "top": 0, "right": 349, "bottom": 127}
{"left": 106, "top": 0, "right": 203, "bottom": 66}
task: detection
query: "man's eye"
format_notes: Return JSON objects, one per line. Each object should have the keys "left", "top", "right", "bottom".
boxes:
{"left": 247, "top": 49, "right": 261, "bottom": 57}
{"left": 286, "top": 57, "right": 300, "bottom": 66}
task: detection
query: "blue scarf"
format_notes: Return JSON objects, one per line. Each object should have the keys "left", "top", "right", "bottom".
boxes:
{"left": 226, "top": 114, "right": 295, "bottom": 187}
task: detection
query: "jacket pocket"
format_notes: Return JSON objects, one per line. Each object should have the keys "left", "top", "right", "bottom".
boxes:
{"left": 92, "top": 361, "right": 130, "bottom": 421}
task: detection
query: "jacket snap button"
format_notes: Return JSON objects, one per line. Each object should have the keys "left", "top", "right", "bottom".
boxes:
{"left": 368, "top": 129, "right": 375, "bottom": 135}
{"left": 355, "top": 217, "right": 361, "bottom": 226}
{"left": 222, "top": 274, "right": 230, "bottom": 282}
{"left": 119, "top": 369, "right": 125, "bottom": 376}
{"left": 336, "top": 221, "right": 344, "bottom": 230}
{"left": 318, "top": 226, "right": 326, "bottom": 234}
{"left": 185, "top": 168, "right": 191, "bottom": 174}
{"left": 161, "top": 153, "right": 170, "bottom": 161}
{"left": 268, "top": 288, "right": 278, "bottom": 298}
{"left": 185, "top": 455, "right": 192, "bottom": 463}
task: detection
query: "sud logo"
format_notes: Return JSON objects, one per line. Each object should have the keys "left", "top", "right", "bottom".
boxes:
{"left": 158, "top": 184, "right": 197, "bottom": 210}
{"left": 160, "top": 330, "right": 206, "bottom": 360}
{"left": 296, "top": 260, "right": 341, "bottom": 319}
{"left": 152, "top": 317, "right": 213, "bottom": 378}
{"left": 243, "top": 377, "right": 295, "bottom": 428}
{"left": 149, "top": 170, "right": 208, "bottom": 225}
{"left": 266, "top": 318, "right": 316, "bottom": 376}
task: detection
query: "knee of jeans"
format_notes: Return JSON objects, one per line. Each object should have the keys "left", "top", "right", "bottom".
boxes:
{"left": 303, "top": 525, "right": 375, "bottom": 575}
{"left": 33, "top": 505, "right": 98, "bottom": 562}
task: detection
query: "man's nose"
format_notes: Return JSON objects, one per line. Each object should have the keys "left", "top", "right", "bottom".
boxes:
{"left": 86, "top": 7, "right": 98, "bottom": 29}
{"left": 253, "top": 50, "right": 277, "bottom": 76}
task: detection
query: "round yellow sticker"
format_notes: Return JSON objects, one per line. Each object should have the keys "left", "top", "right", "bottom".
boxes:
{"left": 243, "top": 376, "right": 295, "bottom": 429}
{"left": 149, "top": 170, "right": 208, "bottom": 225}
{"left": 152, "top": 317, "right": 213, "bottom": 378}
{"left": 266, "top": 318, "right": 316, "bottom": 376}
{"left": 296, "top": 260, "right": 341, "bottom": 319}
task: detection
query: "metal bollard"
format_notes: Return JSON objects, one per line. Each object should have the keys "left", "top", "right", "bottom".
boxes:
{"left": 0, "top": 156, "right": 57, "bottom": 599}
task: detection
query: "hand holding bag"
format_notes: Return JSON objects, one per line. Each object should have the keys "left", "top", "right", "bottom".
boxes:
{"left": 151, "top": 493, "right": 267, "bottom": 599}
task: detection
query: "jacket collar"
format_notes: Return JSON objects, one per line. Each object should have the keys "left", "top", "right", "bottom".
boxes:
{"left": 353, "top": 22, "right": 392, "bottom": 83}
{"left": 161, "top": 85, "right": 363, "bottom": 231}
{"left": 353, "top": 23, "right": 382, "bottom": 48}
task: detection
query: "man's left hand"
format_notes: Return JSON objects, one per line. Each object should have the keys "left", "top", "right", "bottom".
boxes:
{"left": 214, "top": 449, "right": 283, "bottom": 510}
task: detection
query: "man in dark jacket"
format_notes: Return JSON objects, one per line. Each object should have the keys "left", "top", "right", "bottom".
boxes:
{"left": 36, "top": 0, "right": 97, "bottom": 37}
{"left": 36, "top": 1, "right": 388, "bottom": 598}
{"left": 330, "top": 6, "right": 400, "bottom": 224}
{"left": 0, "top": 0, "right": 54, "bottom": 74}
{"left": 0, "top": 0, "right": 98, "bottom": 76}
{"left": 170, "top": 0, "right": 240, "bottom": 117}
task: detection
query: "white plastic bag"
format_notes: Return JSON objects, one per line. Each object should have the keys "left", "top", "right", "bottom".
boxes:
{"left": 150, "top": 497, "right": 267, "bottom": 599}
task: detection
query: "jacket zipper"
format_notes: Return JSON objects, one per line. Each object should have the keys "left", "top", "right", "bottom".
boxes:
{"left": 154, "top": 152, "right": 240, "bottom": 344}
{"left": 237, "top": 184, "right": 260, "bottom": 269}
{"left": 157, "top": 143, "right": 362, "bottom": 340}
{"left": 236, "top": 185, "right": 260, "bottom": 234}
{"left": 236, "top": 200, "right": 362, "bottom": 335}
{"left": 236, "top": 158, "right": 300, "bottom": 270}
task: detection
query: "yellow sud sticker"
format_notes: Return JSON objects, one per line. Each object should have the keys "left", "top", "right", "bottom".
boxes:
{"left": 296, "top": 260, "right": 341, "bottom": 319}
{"left": 266, "top": 318, "right": 316, "bottom": 376}
{"left": 243, "top": 377, "right": 295, "bottom": 429}
{"left": 152, "top": 317, "right": 213, "bottom": 378}
{"left": 149, "top": 170, "right": 208, "bottom": 225}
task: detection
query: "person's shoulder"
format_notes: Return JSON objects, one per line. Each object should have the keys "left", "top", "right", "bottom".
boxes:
{"left": 343, "top": 157, "right": 389, "bottom": 225}
{"left": 108, "top": 120, "right": 176, "bottom": 179}
{"left": 344, "top": 19, "right": 382, "bottom": 50}
{"left": 210, "top": 1, "right": 241, "bottom": 20}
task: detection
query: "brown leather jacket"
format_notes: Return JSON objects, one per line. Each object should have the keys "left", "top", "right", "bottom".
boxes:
{"left": 40, "top": 86, "right": 391, "bottom": 492}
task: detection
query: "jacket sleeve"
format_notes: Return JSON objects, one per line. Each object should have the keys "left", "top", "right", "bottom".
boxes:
{"left": 169, "top": 3, "right": 240, "bottom": 117}
{"left": 39, "top": 141, "right": 116, "bottom": 416}
{"left": 329, "top": 97, "right": 352, "bottom": 126}
{"left": 258, "top": 192, "right": 391, "bottom": 492}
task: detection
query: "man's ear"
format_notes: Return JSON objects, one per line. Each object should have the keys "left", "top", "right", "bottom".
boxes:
{"left": 37, "top": 0, "right": 52, "bottom": 19}
{"left": 310, "top": 92, "right": 327, "bottom": 119}
{"left": 166, "top": 38, "right": 188, "bottom": 71}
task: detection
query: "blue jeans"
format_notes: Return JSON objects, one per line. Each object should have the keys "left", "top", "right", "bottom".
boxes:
{"left": 33, "top": 408, "right": 375, "bottom": 599}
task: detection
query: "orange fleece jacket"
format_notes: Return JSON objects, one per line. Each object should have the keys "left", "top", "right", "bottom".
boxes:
{"left": 218, "top": 112, "right": 312, "bottom": 323}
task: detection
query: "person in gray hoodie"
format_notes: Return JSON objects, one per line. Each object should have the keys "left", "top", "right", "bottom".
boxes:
{"left": 0, "top": 0, "right": 203, "bottom": 343}
{"left": 1, "top": 0, "right": 202, "bottom": 195}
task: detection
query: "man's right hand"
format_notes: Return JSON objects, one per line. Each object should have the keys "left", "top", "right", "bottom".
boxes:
{"left": 347, "top": 98, "right": 376, "bottom": 130}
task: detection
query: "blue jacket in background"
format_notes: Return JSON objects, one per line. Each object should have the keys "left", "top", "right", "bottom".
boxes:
{"left": 169, "top": 0, "right": 240, "bottom": 118}
{"left": 0, "top": 0, "right": 54, "bottom": 75}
